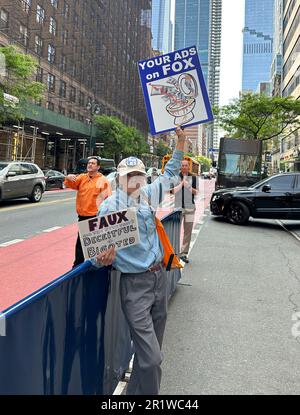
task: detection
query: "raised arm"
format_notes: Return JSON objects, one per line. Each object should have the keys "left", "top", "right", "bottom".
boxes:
{"left": 144, "top": 127, "right": 186, "bottom": 208}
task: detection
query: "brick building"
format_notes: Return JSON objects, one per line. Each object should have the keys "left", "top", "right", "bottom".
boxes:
{"left": 0, "top": 0, "right": 152, "bottom": 170}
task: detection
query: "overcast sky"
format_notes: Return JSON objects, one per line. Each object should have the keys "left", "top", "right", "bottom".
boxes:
{"left": 170, "top": 0, "right": 245, "bottom": 106}
{"left": 219, "top": 0, "right": 245, "bottom": 106}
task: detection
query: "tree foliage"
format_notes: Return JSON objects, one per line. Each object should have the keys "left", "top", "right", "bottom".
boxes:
{"left": 93, "top": 115, "right": 149, "bottom": 162}
{"left": 0, "top": 45, "right": 45, "bottom": 123}
{"left": 215, "top": 93, "right": 300, "bottom": 141}
{"left": 156, "top": 140, "right": 171, "bottom": 157}
{"left": 195, "top": 155, "right": 212, "bottom": 172}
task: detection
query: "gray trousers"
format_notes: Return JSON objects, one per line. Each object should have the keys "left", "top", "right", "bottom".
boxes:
{"left": 180, "top": 207, "right": 196, "bottom": 256}
{"left": 120, "top": 267, "right": 167, "bottom": 395}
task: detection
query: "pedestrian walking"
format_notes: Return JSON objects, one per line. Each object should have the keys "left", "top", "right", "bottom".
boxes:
{"left": 94, "top": 127, "right": 187, "bottom": 395}
{"left": 64, "top": 156, "right": 112, "bottom": 268}
{"left": 171, "top": 159, "right": 199, "bottom": 263}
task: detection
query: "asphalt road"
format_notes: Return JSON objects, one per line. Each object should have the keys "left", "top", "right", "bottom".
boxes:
{"left": 160, "top": 214, "right": 300, "bottom": 395}
{"left": 0, "top": 189, "right": 77, "bottom": 245}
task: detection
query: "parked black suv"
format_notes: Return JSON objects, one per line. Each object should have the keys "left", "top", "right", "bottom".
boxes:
{"left": 210, "top": 173, "right": 300, "bottom": 225}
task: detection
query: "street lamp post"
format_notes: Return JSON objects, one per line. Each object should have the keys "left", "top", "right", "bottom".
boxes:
{"left": 86, "top": 100, "right": 101, "bottom": 156}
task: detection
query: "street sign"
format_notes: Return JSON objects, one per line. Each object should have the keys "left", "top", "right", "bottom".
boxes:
{"left": 138, "top": 46, "right": 213, "bottom": 135}
{"left": 209, "top": 148, "right": 219, "bottom": 153}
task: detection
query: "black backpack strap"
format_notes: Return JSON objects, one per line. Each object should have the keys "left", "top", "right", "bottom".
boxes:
{"left": 166, "top": 253, "right": 174, "bottom": 272}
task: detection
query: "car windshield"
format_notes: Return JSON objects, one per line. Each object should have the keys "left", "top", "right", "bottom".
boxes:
{"left": 0, "top": 162, "right": 8, "bottom": 171}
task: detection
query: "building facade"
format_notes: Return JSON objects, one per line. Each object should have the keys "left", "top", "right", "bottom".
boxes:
{"left": 280, "top": 0, "right": 300, "bottom": 172}
{"left": 0, "top": 0, "right": 152, "bottom": 170}
{"left": 152, "top": 0, "right": 173, "bottom": 53}
{"left": 271, "top": 0, "right": 283, "bottom": 97}
{"left": 174, "top": 0, "right": 222, "bottom": 156}
{"left": 242, "top": 0, "right": 274, "bottom": 92}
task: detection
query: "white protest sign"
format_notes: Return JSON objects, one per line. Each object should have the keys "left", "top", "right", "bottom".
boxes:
{"left": 138, "top": 46, "right": 213, "bottom": 135}
{"left": 78, "top": 208, "right": 140, "bottom": 261}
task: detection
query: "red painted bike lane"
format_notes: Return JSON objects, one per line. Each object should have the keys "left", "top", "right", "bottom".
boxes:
{"left": 0, "top": 180, "right": 215, "bottom": 312}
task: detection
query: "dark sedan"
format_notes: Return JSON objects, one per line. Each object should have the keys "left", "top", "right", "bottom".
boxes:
{"left": 210, "top": 173, "right": 300, "bottom": 225}
{"left": 43, "top": 170, "right": 65, "bottom": 190}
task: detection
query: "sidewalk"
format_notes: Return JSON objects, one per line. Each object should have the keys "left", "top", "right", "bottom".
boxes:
{"left": 160, "top": 213, "right": 300, "bottom": 394}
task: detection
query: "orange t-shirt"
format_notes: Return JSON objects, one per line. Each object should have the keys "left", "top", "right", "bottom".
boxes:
{"left": 64, "top": 173, "right": 112, "bottom": 217}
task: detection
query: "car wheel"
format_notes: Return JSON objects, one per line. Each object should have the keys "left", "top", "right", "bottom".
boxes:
{"left": 29, "top": 185, "right": 43, "bottom": 203}
{"left": 226, "top": 201, "right": 250, "bottom": 225}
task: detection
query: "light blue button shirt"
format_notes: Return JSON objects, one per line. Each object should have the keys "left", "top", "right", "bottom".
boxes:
{"left": 93, "top": 150, "right": 184, "bottom": 273}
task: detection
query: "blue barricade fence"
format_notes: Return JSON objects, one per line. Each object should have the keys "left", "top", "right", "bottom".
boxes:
{"left": 0, "top": 210, "right": 182, "bottom": 395}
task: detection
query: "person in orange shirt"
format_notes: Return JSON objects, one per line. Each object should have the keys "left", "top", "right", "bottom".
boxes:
{"left": 64, "top": 156, "right": 112, "bottom": 268}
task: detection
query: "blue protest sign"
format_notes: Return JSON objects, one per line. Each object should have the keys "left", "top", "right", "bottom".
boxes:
{"left": 138, "top": 46, "right": 214, "bottom": 136}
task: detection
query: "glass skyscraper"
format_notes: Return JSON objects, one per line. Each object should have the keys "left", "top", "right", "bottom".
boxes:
{"left": 174, "top": 0, "right": 210, "bottom": 83}
{"left": 242, "top": 0, "right": 274, "bottom": 92}
{"left": 152, "top": 0, "right": 173, "bottom": 53}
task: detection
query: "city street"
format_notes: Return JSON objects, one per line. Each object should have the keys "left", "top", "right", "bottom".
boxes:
{"left": 0, "top": 189, "right": 77, "bottom": 246}
{"left": 161, "top": 213, "right": 300, "bottom": 395}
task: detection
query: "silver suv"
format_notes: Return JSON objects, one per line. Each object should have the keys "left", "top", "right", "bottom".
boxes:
{"left": 0, "top": 161, "right": 46, "bottom": 203}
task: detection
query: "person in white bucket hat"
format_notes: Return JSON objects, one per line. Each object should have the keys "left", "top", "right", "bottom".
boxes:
{"left": 94, "top": 127, "right": 187, "bottom": 395}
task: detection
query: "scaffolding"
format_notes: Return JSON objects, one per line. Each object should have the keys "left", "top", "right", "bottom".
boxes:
{"left": 0, "top": 124, "right": 44, "bottom": 163}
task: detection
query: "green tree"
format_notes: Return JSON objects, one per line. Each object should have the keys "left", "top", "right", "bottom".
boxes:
{"left": 195, "top": 155, "right": 212, "bottom": 172}
{"left": 156, "top": 140, "right": 171, "bottom": 157}
{"left": 215, "top": 93, "right": 300, "bottom": 142}
{"left": 93, "top": 114, "right": 149, "bottom": 162}
{"left": 0, "top": 45, "right": 45, "bottom": 123}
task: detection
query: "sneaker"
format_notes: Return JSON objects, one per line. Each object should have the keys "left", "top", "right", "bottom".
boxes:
{"left": 180, "top": 255, "right": 189, "bottom": 263}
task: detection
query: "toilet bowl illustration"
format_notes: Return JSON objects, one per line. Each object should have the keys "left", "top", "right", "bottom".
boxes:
{"left": 150, "top": 73, "right": 198, "bottom": 126}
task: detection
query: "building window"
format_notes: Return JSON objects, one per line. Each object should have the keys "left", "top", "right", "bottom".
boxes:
{"left": 0, "top": 9, "right": 8, "bottom": 28}
{"left": 59, "top": 105, "right": 65, "bottom": 115}
{"left": 69, "top": 63, "right": 76, "bottom": 77}
{"left": 19, "top": 24, "right": 28, "bottom": 46}
{"left": 51, "top": 0, "right": 58, "bottom": 8}
{"left": 21, "top": 0, "right": 31, "bottom": 13}
{"left": 60, "top": 55, "right": 66, "bottom": 72}
{"left": 49, "top": 17, "right": 56, "bottom": 35}
{"left": 36, "top": 67, "right": 43, "bottom": 82}
{"left": 59, "top": 80, "right": 66, "bottom": 97}
{"left": 36, "top": 5, "right": 45, "bottom": 24}
{"left": 47, "top": 101, "right": 54, "bottom": 111}
{"left": 63, "top": 1, "right": 69, "bottom": 17}
{"left": 73, "top": 12, "right": 78, "bottom": 29}
{"left": 34, "top": 35, "right": 43, "bottom": 54}
{"left": 48, "top": 73, "right": 55, "bottom": 92}
{"left": 48, "top": 44, "right": 55, "bottom": 63}
{"left": 61, "top": 29, "right": 68, "bottom": 45}
{"left": 79, "top": 92, "right": 85, "bottom": 107}
{"left": 70, "top": 86, "right": 76, "bottom": 102}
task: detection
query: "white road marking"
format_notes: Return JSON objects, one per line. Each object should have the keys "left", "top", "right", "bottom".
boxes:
{"left": 276, "top": 220, "right": 300, "bottom": 242}
{"left": 113, "top": 354, "right": 134, "bottom": 395}
{"left": 0, "top": 239, "right": 24, "bottom": 247}
{"left": 113, "top": 381, "right": 127, "bottom": 395}
{"left": 42, "top": 226, "right": 62, "bottom": 233}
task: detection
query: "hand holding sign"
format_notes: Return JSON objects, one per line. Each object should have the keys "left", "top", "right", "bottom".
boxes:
{"left": 175, "top": 126, "right": 186, "bottom": 152}
{"left": 96, "top": 246, "right": 116, "bottom": 266}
